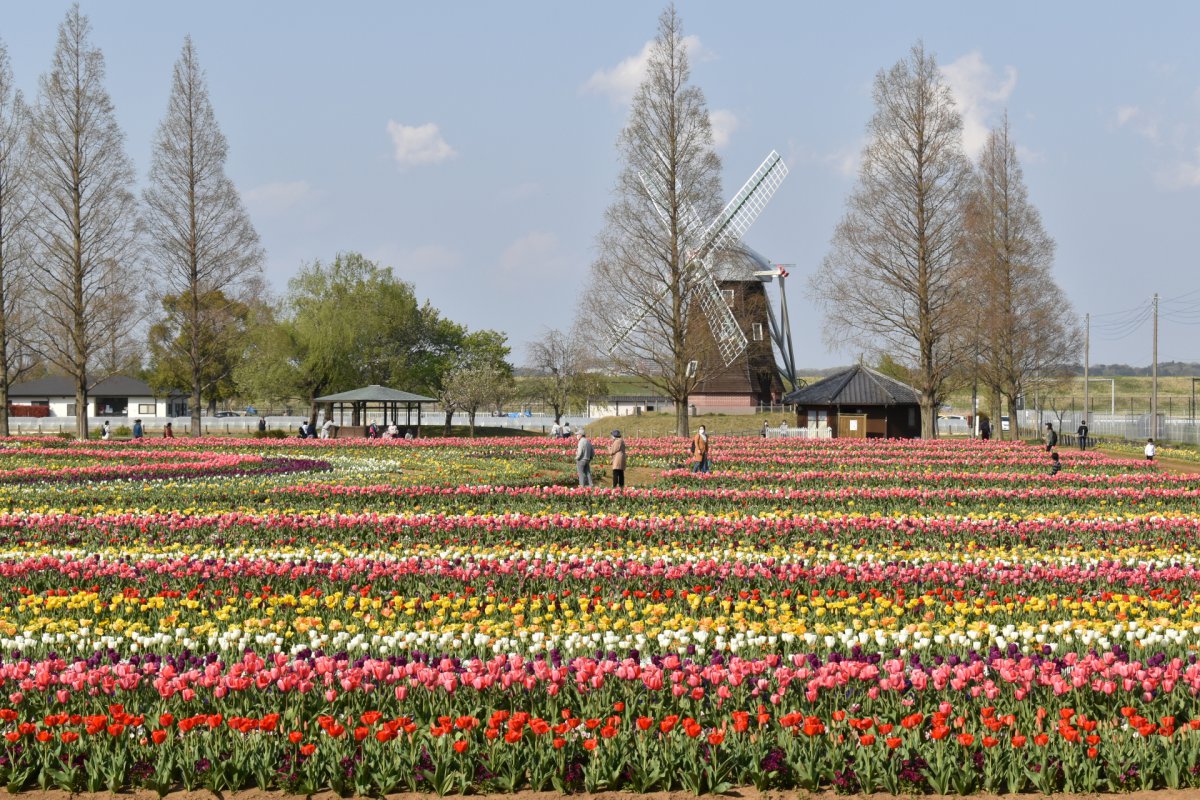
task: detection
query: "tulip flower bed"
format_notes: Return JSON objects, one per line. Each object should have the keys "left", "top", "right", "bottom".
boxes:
{"left": 0, "top": 435, "right": 1196, "bottom": 795}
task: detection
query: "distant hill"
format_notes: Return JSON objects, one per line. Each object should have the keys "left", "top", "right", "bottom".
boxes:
{"left": 1076, "top": 362, "right": 1200, "bottom": 377}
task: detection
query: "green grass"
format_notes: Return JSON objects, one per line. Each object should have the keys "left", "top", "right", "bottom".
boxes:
{"left": 584, "top": 412, "right": 786, "bottom": 438}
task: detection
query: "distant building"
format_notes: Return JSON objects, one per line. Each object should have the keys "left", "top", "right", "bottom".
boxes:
{"left": 783, "top": 364, "right": 921, "bottom": 439}
{"left": 8, "top": 375, "right": 185, "bottom": 418}
{"left": 689, "top": 247, "right": 784, "bottom": 412}
{"left": 587, "top": 394, "right": 675, "bottom": 418}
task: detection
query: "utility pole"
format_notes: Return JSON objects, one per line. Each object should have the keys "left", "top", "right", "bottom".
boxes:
{"left": 1083, "top": 313, "right": 1089, "bottom": 425}
{"left": 1152, "top": 293, "right": 1159, "bottom": 440}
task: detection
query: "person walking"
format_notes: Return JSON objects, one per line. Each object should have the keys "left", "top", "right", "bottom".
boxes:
{"left": 575, "top": 431, "right": 594, "bottom": 487}
{"left": 100, "top": 420, "right": 111, "bottom": 440}
{"left": 979, "top": 418, "right": 991, "bottom": 441}
{"left": 132, "top": 419, "right": 143, "bottom": 440}
{"left": 1076, "top": 419, "right": 1089, "bottom": 451}
{"left": 257, "top": 417, "right": 267, "bottom": 433}
{"left": 761, "top": 421, "right": 769, "bottom": 438}
{"left": 607, "top": 430, "right": 627, "bottom": 488}
{"left": 550, "top": 421, "right": 561, "bottom": 439}
{"left": 1145, "top": 438, "right": 1156, "bottom": 461}
{"left": 1043, "top": 422, "right": 1057, "bottom": 452}
{"left": 690, "top": 425, "right": 710, "bottom": 474}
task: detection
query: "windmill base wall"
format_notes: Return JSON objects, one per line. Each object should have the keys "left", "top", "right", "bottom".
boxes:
{"left": 689, "top": 393, "right": 765, "bottom": 414}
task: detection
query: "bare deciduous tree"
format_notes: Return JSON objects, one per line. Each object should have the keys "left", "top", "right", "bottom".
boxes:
{"left": 27, "top": 5, "right": 141, "bottom": 439}
{"left": 583, "top": 4, "right": 722, "bottom": 438}
{"left": 0, "top": 40, "right": 35, "bottom": 436}
{"left": 144, "top": 36, "right": 263, "bottom": 436}
{"left": 815, "top": 43, "right": 974, "bottom": 438}
{"left": 965, "top": 116, "right": 1079, "bottom": 439}
{"left": 524, "top": 327, "right": 606, "bottom": 423}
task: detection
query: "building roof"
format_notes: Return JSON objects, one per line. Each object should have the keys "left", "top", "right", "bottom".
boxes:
{"left": 313, "top": 384, "right": 437, "bottom": 404}
{"left": 782, "top": 365, "right": 920, "bottom": 407}
{"left": 9, "top": 375, "right": 158, "bottom": 398}
{"left": 711, "top": 245, "right": 773, "bottom": 283}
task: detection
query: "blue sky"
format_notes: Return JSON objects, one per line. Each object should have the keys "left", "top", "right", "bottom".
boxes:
{"left": 5, "top": 1, "right": 1200, "bottom": 368}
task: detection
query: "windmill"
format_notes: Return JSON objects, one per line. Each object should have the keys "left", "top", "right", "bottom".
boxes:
{"left": 607, "top": 151, "right": 788, "bottom": 368}
{"left": 751, "top": 258, "right": 801, "bottom": 392}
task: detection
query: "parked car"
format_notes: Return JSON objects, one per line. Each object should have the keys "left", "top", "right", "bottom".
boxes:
{"left": 214, "top": 411, "right": 241, "bottom": 418}
{"left": 1000, "top": 415, "right": 1010, "bottom": 431}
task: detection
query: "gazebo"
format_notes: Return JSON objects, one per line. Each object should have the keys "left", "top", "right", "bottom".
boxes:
{"left": 312, "top": 384, "right": 437, "bottom": 438}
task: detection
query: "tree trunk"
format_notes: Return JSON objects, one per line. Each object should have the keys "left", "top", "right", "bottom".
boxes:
{"left": 443, "top": 410, "right": 453, "bottom": 436}
{"left": 0, "top": 381, "right": 8, "bottom": 439}
{"left": 468, "top": 409, "right": 476, "bottom": 437}
{"left": 919, "top": 395, "right": 937, "bottom": 439}
{"left": 991, "top": 387, "right": 1003, "bottom": 440}
{"left": 190, "top": 384, "right": 202, "bottom": 438}
{"left": 675, "top": 396, "right": 690, "bottom": 438}
{"left": 1005, "top": 392, "right": 1021, "bottom": 440}
{"left": 75, "top": 378, "right": 88, "bottom": 440}
{"left": 307, "top": 399, "right": 318, "bottom": 427}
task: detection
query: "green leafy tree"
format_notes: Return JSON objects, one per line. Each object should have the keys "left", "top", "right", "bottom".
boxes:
{"left": 147, "top": 291, "right": 251, "bottom": 414}
{"left": 235, "top": 253, "right": 423, "bottom": 422}
{"left": 436, "top": 329, "right": 512, "bottom": 434}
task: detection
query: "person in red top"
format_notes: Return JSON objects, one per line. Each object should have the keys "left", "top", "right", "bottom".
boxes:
{"left": 163, "top": 422, "right": 174, "bottom": 438}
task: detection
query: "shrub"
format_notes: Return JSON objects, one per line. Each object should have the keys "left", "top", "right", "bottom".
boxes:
{"left": 114, "top": 425, "right": 132, "bottom": 437}
{"left": 253, "top": 429, "right": 288, "bottom": 439}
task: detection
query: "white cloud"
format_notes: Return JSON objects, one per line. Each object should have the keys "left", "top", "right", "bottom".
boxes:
{"left": 825, "top": 138, "right": 867, "bottom": 177}
{"left": 709, "top": 109, "right": 739, "bottom": 149}
{"left": 1158, "top": 146, "right": 1200, "bottom": 189}
{"left": 941, "top": 51, "right": 1018, "bottom": 159}
{"left": 242, "top": 180, "right": 318, "bottom": 216}
{"left": 581, "top": 35, "right": 706, "bottom": 105}
{"left": 500, "top": 231, "right": 566, "bottom": 278}
{"left": 386, "top": 121, "right": 456, "bottom": 167}
{"left": 1115, "top": 105, "right": 1160, "bottom": 143}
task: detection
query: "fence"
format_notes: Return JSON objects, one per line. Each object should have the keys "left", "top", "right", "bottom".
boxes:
{"left": 1017, "top": 410, "right": 1200, "bottom": 446}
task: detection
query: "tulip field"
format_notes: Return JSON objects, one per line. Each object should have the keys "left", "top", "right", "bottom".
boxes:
{"left": 0, "top": 434, "right": 1199, "bottom": 795}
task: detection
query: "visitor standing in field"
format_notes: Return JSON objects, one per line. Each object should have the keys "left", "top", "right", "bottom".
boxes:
{"left": 550, "top": 421, "right": 560, "bottom": 438}
{"left": 132, "top": 419, "right": 143, "bottom": 439}
{"left": 1077, "top": 420, "right": 1089, "bottom": 450}
{"left": 690, "top": 425, "right": 710, "bottom": 474}
{"left": 101, "top": 420, "right": 111, "bottom": 440}
{"left": 979, "top": 418, "right": 991, "bottom": 441}
{"left": 761, "top": 421, "right": 769, "bottom": 438}
{"left": 163, "top": 422, "right": 174, "bottom": 439}
{"left": 607, "top": 430, "right": 626, "bottom": 488}
{"left": 1145, "top": 438, "right": 1156, "bottom": 461}
{"left": 1049, "top": 451, "right": 1061, "bottom": 475}
{"left": 575, "top": 431, "right": 594, "bottom": 487}
{"left": 563, "top": 421, "right": 572, "bottom": 438}
{"left": 1043, "top": 422, "right": 1057, "bottom": 451}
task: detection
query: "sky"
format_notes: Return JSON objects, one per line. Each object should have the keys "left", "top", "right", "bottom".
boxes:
{"left": 4, "top": 0, "right": 1200, "bottom": 369}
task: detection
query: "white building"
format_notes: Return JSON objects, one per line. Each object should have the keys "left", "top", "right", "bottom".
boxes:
{"left": 586, "top": 394, "right": 675, "bottom": 418}
{"left": 8, "top": 375, "right": 183, "bottom": 419}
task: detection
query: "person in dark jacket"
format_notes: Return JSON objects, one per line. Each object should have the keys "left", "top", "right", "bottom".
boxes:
{"left": 1049, "top": 451, "right": 1061, "bottom": 476}
{"left": 1076, "top": 420, "right": 1089, "bottom": 451}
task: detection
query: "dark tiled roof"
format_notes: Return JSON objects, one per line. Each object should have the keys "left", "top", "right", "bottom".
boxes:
{"left": 313, "top": 385, "right": 437, "bottom": 403}
{"left": 782, "top": 365, "right": 920, "bottom": 406}
{"left": 9, "top": 375, "right": 156, "bottom": 397}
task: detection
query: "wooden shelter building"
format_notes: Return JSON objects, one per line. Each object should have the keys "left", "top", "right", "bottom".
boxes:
{"left": 313, "top": 384, "right": 437, "bottom": 438}
{"left": 782, "top": 365, "right": 921, "bottom": 439}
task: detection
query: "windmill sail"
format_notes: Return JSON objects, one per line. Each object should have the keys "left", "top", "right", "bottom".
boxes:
{"left": 608, "top": 150, "right": 788, "bottom": 367}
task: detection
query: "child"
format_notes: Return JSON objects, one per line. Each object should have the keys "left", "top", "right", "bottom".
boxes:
{"left": 1145, "top": 438, "right": 1156, "bottom": 461}
{"left": 1049, "top": 451, "right": 1061, "bottom": 476}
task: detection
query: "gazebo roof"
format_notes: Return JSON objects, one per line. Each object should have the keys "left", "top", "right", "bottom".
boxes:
{"left": 313, "top": 384, "right": 437, "bottom": 404}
